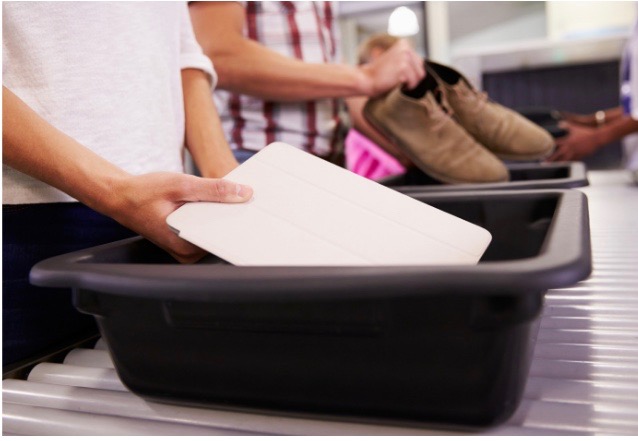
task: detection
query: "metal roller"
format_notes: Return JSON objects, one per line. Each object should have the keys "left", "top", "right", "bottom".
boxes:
{"left": 27, "top": 363, "right": 126, "bottom": 391}
{"left": 64, "top": 349, "right": 114, "bottom": 369}
{"left": 2, "top": 402, "right": 256, "bottom": 436}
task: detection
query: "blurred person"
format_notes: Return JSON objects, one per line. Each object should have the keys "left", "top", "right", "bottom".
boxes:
{"left": 547, "top": 108, "right": 638, "bottom": 169}
{"left": 548, "top": 12, "right": 638, "bottom": 181}
{"left": 189, "top": 1, "right": 425, "bottom": 164}
{"left": 344, "top": 33, "right": 415, "bottom": 180}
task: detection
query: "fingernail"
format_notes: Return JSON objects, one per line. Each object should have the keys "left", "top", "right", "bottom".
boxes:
{"left": 236, "top": 184, "right": 252, "bottom": 199}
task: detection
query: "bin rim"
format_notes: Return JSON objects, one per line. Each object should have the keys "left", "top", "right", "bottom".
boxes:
{"left": 381, "top": 161, "right": 589, "bottom": 193}
{"left": 29, "top": 189, "right": 592, "bottom": 302}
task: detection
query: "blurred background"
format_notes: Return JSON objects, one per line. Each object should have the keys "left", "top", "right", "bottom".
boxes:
{"left": 337, "top": 1, "right": 636, "bottom": 170}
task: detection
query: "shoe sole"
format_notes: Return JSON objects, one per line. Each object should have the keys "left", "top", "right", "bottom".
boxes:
{"left": 495, "top": 153, "right": 553, "bottom": 162}
{"left": 363, "top": 103, "right": 508, "bottom": 185}
{"left": 492, "top": 145, "right": 555, "bottom": 162}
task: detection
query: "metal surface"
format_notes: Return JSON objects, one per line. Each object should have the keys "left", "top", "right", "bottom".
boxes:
{"left": 3, "top": 170, "right": 638, "bottom": 435}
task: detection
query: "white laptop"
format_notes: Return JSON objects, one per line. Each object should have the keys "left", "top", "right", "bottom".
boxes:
{"left": 167, "top": 142, "right": 491, "bottom": 266}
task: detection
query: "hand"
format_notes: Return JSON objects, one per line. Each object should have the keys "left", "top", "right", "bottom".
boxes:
{"left": 3, "top": 85, "right": 252, "bottom": 264}
{"left": 109, "top": 172, "right": 253, "bottom": 263}
{"left": 559, "top": 111, "right": 597, "bottom": 127}
{"left": 358, "top": 39, "right": 425, "bottom": 97}
{"left": 546, "top": 122, "right": 602, "bottom": 162}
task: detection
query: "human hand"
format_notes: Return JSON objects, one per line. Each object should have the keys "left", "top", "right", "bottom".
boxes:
{"left": 558, "top": 111, "right": 597, "bottom": 127}
{"left": 109, "top": 172, "right": 253, "bottom": 263}
{"left": 3, "top": 84, "right": 251, "bottom": 265}
{"left": 546, "top": 122, "right": 602, "bottom": 162}
{"left": 358, "top": 39, "right": 425, "bottom": 97}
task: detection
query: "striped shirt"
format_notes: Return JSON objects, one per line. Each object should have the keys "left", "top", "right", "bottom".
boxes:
{"left": 214, "top": 1, "right": 341, "bottom": 158}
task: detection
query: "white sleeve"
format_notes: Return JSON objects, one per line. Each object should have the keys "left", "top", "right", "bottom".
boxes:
{"left": 180, "top": 2, "right": 218, "bottom": 89}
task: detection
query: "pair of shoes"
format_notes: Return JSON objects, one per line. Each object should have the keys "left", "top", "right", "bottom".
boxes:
{"left": 363, "top": 61, "right": 555, "bottom": 184}
{"left": 364, "top": 84, "right": 508, "bottom": 184}
{"left": 426, "top": 61, "right": 555, "bottom": 161}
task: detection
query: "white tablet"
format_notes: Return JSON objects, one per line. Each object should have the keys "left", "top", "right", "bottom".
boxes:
{"left": 167, "top": 142, "right": 491, "bottom": 266}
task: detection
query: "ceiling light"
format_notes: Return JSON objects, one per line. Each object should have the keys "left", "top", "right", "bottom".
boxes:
{"left": 388, "top": 6, "right": 419, "bottom": 37}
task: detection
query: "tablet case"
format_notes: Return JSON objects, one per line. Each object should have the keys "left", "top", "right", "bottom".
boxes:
{"left": 166, "top": 142, "right": 491, "bottom": 265}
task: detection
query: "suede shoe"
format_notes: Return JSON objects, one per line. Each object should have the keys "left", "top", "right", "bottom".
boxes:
{"left": 426, "top": 61, "right": 555, "bottom": 161}
{"left": 363, "top": 86, "right": 509, "bottom": 184}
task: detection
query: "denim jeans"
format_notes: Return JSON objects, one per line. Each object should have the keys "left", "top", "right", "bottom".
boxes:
{"left": 233, "top": 148, "right": 257, "bottom": 164}
{"left": 3, "top": 203, "right": 135, "bottom": 366}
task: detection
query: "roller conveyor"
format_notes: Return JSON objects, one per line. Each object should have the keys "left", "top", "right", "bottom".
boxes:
{"left": 3, "top": 170, "right": 638, "bottom": 435}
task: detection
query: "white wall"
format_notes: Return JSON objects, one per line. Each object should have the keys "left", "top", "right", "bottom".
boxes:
{"left": 450, "top": 7, "right": 546, "bottom": 56}
{"left": 448, "top": 1, "right": 546, "bottom": 56}
{"left": 546, "top": 1, "right": 636, "bottom": 40}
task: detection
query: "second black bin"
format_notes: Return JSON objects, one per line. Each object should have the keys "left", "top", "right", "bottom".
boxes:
{"left": 30, "top": 189, "right": 592, "bottom": 428}
{"left": 379, "top": 161, "right": 588, "bottom": 193}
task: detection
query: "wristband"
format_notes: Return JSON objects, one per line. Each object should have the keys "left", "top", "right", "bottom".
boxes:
{"left": 595, "top": 110, "right": 606, "bottom": 126}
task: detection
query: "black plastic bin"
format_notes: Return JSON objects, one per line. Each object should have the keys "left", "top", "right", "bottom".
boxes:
{"left": 30, "top": 189, "right": 592, "bottom": 428}
{"left": 379, "top": 161, "right": 588, "bottom": 193}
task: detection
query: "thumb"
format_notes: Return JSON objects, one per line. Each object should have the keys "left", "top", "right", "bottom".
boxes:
{"left": 182, "top": 175, "right": 253, "bottom": 203}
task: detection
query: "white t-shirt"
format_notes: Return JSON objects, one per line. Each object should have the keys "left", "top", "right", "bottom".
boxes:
{"left": 2, "top": 2, "right": 216, "bottom": 204}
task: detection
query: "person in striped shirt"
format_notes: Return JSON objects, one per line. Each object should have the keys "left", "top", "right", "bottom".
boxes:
{"left": 189, "top": 1, "right": 425, "bottom": 164}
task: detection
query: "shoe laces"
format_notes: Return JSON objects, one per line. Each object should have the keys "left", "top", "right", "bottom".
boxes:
{"left": 424, "top": 68, "right": 456, "bottom": 118}
{"left": 435, "top": 89, "right": 454, "bottom": 117}
{"left": 427, "top": 95, "right": 455, "bottom": 133}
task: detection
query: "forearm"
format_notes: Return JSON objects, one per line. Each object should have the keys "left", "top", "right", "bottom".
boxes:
{"left": 602, "top": 106, "right": 624, "bottom": 123}
{"left": 595, "top": 114, "right": 638, "bottom": 146}
{"left": 182, "top": 69, "right": 238, "bottom": 177}
{"left": 209, "top": 39, "right": 371, "bottom": 101}
{"left": 2, "top": 86, "right": 128, "bottom": 213}
{"left": 189, "top": 2, "right": 373, "bottom": 102}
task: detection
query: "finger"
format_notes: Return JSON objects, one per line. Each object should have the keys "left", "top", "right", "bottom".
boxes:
{"left": 384, "top": 40, "right": 404, "bottom": 60}
{"left": 404, "top": 69, "right": 420, "bottom": 90}
{"left": 556, "top": 148, "right": 573, "bottom": 162}
{"left": 179, "top": 175, "right": 253, "bottom": 203}
{"left": 546, "top": 146, "right": 565, "bottom": 162}
{"left": 147, "top": 232, "right": 208, "bottom": 264}
{"left": 211, "top": 178, "right": 253, "bottom": 203}
{"left": 170, "top": 241, "right": 208, "bottom": 264}
{"left": 411, "top": 52, "right": 426, "bottom": 79}
{"left": 394, "top": 39, "right": 410, "bottom": 51}
{"left": 409, "top": 55, "right": 426, "bottom": 88}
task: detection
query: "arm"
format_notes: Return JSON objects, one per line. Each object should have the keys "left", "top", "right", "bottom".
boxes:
{"left": 182, "top": 68, "right": 239, "bottom": 177}
{"left": 3, "top": 86, "right": 252, "bottom": 263}
{"left": 188, "top": 2, "right": 424, "bottom": 101}
{"left": 345, "top": 96, "right": 413, "bottom": 168}
{"left": 547, "top": 113, "right": 638, "bottom": 162}
{"left": 560, "top": 106, "right": 624, "bottom": 127}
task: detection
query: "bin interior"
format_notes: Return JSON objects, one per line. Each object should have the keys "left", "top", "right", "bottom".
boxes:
{"left": 384, "top": 165, "right": 570, "bottom": 187}
{"left": 81, "top": 194, "right": 558, "bottom": 265}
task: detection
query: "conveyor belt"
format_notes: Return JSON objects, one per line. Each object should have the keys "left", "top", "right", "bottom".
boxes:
{"left": 3, "top": 170, "right": 638, "bottom": 435}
